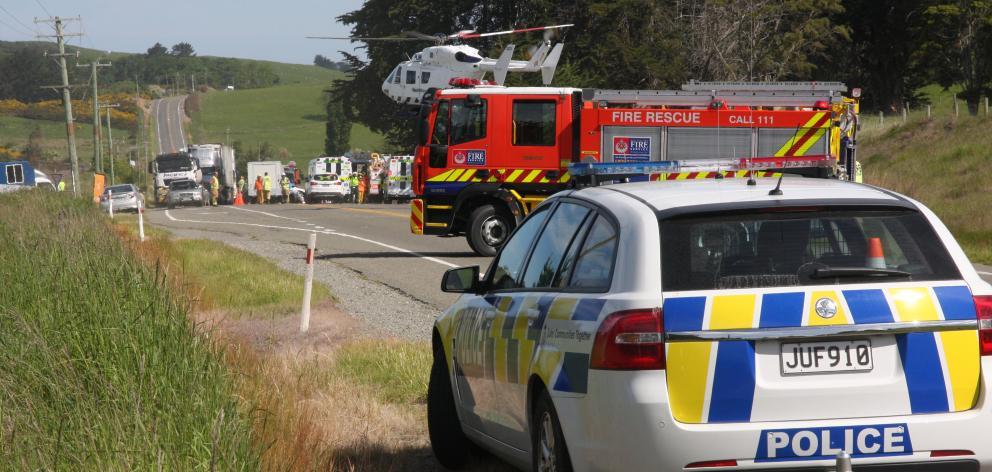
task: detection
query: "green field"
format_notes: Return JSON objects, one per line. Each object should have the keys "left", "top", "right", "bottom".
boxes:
{"left": 189, "top": 82, "right": 385, "bottom": 160}
{"left": 0, "top": 115, "right": 134, "bottom": 177}
{"left": 860, "top": 96, "right": 992, "bottom": 263}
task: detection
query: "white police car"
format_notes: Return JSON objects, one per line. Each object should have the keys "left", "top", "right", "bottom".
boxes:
{"left": 427, "top": 176, "right": 992, "bottom": 471}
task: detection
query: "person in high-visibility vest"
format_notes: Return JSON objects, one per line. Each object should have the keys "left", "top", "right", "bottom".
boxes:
{"left": 280, "top": 175, "right": 290, "bottom": 204}
{"left": 254, "top": 176, "right": 264, "bottom": 204}
{"left": 357, "top": 172, "right": 367, "bottom": 204}
{"left": 263, "top": 173, "right": 272, "bottom": 204}
{"left": 349, "top": 173, "right": 359, "bottom": 203}
{"left": 57, "top": 180, "right": 65, "bottom": 192}
{"left": 210, "top": 174, "right": 220, "bottom": 206}
{"left": 855, "top": 161, "right": 864, "bottom": 183}
{"left": 237, "top": 175, "right": 246, "bottom": 200}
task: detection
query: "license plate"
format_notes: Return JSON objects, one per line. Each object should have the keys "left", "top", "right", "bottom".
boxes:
{"left": 780, "top": 339, "right": 872, "bottom": 375}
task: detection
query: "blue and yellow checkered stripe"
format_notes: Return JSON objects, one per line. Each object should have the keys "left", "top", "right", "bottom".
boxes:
{"left": 447, "top": 295, "right": 608, "bottom": 395}
{"left": 663, "top": 285, "right": 979, "bottom": 424}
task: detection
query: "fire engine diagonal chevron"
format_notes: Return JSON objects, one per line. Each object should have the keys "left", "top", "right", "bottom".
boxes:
{"left": 426, "top": 168, "right": 571, "bottom": 184}
{"left": 444, "top": 295, "right": 611, "bottom": 397}
{"left": 774, "top": 111, "right": 830, "bottom": 157}
{"left": 410, "top": 199, "right": 424, "bottom": 235}
{"left": 662, "top": 284, "right": 979, "bottom": 424}
{"left": 650, "top": 170, "right": 781, "bottom": 181}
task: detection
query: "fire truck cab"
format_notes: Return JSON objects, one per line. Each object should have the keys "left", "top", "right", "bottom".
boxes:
{"left": 412, "top": 82, "right": 860, "bottom": 256}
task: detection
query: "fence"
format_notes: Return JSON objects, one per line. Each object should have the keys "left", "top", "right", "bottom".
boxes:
{"left": 860, "top": 94, "right": 991, "bottom": 138}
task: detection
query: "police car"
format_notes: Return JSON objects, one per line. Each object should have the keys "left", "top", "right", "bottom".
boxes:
{"left": 427, "top": 176, "right": 992, "bottom": 471}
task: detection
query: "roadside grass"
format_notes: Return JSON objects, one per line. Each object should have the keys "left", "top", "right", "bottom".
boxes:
{"left": 113, "top": 215, "right": 330, "bottom": 318}
{"left": 0, "top": 190, "right": 257, "bottom": 469}
{"left": 335, "top": 340, "right": 432, "bottom": 404}
{"left": 188, "top": 84, "right": 386, "bottom": 160}
{"left": 860, "top": 112, "right": 992, "bottom": 264}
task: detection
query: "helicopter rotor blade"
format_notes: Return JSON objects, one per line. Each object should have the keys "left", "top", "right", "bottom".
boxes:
{"left": 456, "top": 24, "right": 574, "bottom": 39}
{"left": 306, "top": 35, "right": 427, "bottom": 41}
{"left": 402, "top": 31, "right": 447, "bottom": 42}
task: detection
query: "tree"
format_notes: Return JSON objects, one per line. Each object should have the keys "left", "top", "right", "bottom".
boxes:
{"left": 920, "top": 1, "right": 992, "bottom": 114}
{"left": 146, "top": 42, "right": 168, "bottom": 57}
{"left": 171, "top": 42, "right": 196, "bottom": 57}
{"left": 325, "top": 93, "right": 352, "bottom": 155}
{"left": 0, "top": 45, "right": 62, "bottom": 102}
{"left": 23, "top": 126, "right": 44, "bottom": 167}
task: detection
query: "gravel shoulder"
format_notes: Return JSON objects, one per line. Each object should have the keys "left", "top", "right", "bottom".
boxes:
{"left": 159, "top": 226, "right": 440, "bottom": 341}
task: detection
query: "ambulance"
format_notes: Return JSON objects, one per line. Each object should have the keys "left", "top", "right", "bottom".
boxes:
{"left": 384, "top": 155, "right": 415, "bottom": 203}
{"left": 428, "top": 176, "right": 992, "bottom": 471}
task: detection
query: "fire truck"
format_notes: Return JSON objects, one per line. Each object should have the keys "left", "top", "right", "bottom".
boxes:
{"left": 411, "top": 81, "right": 861, "bottom": 256}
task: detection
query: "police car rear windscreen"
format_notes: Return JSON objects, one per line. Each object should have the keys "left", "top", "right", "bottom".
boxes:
{"left": 660, "top": 208, "right": 960, "bottom": 291}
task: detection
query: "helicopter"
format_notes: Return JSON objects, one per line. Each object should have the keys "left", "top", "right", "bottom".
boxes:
{"left": 308, "top": 24, "right": 572, "bottom": 106}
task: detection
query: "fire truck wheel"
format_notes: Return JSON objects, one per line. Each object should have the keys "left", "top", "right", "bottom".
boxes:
{"left": 468, "top": 204, "right": 513, "bottom": 257}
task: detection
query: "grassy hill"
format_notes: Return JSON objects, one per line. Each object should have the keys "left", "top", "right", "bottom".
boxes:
{"left": 189, "top": 79, "right": 385, "bottom": 160}
{"left": 860, "top": 96, "right": 992, "bottom": 264}
{"left": 0, "top": 115, "right": 130, "bottom": 171}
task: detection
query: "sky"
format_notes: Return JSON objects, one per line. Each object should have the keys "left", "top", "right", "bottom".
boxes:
{"left": 0, "top": 0, "right": 369, "bottom": 64}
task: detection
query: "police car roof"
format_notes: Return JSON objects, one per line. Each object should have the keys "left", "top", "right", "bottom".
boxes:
{"left": 576, "top": 177, "right": 906, "bottom": 213}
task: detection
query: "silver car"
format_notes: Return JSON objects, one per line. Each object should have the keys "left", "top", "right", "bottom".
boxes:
{"left": 100, "top": 184, "right": 144, "bottom": 213}
{"left": 166, "top": 179, "right": 209, "bottom": 209}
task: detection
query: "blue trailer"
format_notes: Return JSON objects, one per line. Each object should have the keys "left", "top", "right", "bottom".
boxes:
{"left": 0, "top": 161, "right": 37, "bottom": 192}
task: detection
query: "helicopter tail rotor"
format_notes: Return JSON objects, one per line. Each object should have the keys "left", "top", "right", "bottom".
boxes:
{"left": 541, "top": 43, "right": 564, "bottom": 85}
{"left": 494, "top": 44, "right": 515, "bottom": 85}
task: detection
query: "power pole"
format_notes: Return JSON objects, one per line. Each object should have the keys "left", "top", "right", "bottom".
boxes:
{"left": 100, "top": 103, "right": 121, "bottom": 184}
{"left": 77, "top": 60, "right": 112, "bottom": 174}
{"left": 36, "top": 16, "right": 82, "bottom": 197}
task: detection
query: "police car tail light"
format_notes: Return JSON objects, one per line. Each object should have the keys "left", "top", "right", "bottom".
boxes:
{"left": 975, "top": 295, "right": 992, "bottom": 356}
{"left": 590, "top": 308, "right": 664, "bottom": 370}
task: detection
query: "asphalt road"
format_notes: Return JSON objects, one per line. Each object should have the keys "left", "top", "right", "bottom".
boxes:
{"left": 145, "top": 202, "right": 492, "bottom": 310}
{"left": 151, "top": 96, "right": 188, "bottom": 154}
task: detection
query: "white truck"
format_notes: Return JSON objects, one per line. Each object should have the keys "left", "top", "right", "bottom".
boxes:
{"left": 246, "top": 161, "right": 283, "bottom": 203}
{"left": 305, "top": 156, "right": 352, "bottom": 203}
{"left": 188, "top": 144, "right": 237, "bottom": 203}
{"left": 150, "top": 152, "right": 201, "bottom": 203}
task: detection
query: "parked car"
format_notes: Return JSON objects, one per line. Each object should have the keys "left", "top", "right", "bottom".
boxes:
{"left": 429, "top": 177, "right": 992, "bottom": 471}
{"left": 99, "top": 184, "right": 144, "bottom": 213}
{"left": 166, "top": 179, "right": 209, "bottom": 209}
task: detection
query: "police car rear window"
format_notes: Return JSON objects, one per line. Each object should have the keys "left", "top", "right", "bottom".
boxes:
{"left": 660, "top": 208, "right": 960, "bottom": 291}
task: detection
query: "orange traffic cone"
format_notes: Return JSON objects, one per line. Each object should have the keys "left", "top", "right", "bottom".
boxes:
{"left": 233, "top": 191, "right": 245, "bottom": 206}
{"left": 867, "top": 237, "right": 886, "bottom": 269}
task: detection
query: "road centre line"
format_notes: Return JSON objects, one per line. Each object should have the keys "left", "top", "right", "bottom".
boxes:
{"left": 230, "top": 205, "right": 308, "bottom": 222}
{"left": 162, "top": 210, "right": 458, "bottom": 268}
{"left": 341, "top": 207, "right": 408, "bottom": 219}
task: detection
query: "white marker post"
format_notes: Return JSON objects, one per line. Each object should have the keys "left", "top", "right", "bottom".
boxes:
{"left": 299, "top": 232, "right": 317, "bottom": 332}
{"left": 108, "top": 189, "right": 114, "bottom": 219}
{"left": 137, "top": 202, "right": 146, "bottom": 242}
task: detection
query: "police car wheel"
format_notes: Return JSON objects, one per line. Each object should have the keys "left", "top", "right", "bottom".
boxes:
{"left": 468, "top": 204, "right": 512, "bottom": 257}
{"left": 533, "top": 391, "right": 572, "bottom": 472}
{"left": 427, "top": 342, "right": 471, "bottom": 469}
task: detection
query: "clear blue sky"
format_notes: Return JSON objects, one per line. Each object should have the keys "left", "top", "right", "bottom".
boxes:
{"left": 0, "top": 0, "right": 368, "bottom": 64}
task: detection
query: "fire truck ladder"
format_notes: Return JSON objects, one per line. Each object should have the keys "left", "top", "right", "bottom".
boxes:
{"left": 585, "top": 81, "right": 848, "bottom": 108}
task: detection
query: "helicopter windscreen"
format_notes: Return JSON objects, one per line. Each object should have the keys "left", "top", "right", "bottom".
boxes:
{"left": 390, "top": 66, "right": 401, "bottom": 84}
{"left": 454, "top": 51, "right": 482, "bottom": 63}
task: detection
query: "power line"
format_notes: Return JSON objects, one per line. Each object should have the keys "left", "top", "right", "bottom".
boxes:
{"left": 0, "top": 16, "right": 34, "bottom": 38}
{"left": 0, "top": 3, "right": 36, "bottom": 35}
{"left": 35, "top": 16, "right": 82, "bottom": 197}
{"left": 33, "top": 0, "right": 52, "bottom": 18}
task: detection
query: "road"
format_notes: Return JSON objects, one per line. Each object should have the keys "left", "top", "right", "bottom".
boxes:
{"left": 151, "top": 96, "right": 188, "bottom": 154}
{"left": 146, "top": 202, "right": 491, "bottom": 310}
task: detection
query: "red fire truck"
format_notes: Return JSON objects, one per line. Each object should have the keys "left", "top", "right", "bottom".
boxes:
{"left": 411, "top": 81, "right": 861, "bottom": 256}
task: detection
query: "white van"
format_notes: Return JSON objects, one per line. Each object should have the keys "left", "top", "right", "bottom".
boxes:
{"left": 306, "top": 156, "right": 352, "bottom": 203}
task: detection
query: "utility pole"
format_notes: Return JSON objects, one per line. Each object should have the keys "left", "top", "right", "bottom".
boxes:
{"left": 36, "top": 16, "right": 82, "bottom": 197}
{"left": 77, "top": 59, "right": 112, "bottom": 174}
{"left": 100, "top": 103, "right": 121, "bottom": 184}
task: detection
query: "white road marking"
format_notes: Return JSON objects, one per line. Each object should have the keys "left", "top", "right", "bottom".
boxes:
{"left": 163, "top": 210, "right": 458, "bottom": 268}
{"left": 154, "top": 100, "right": 164, "bottom": 155}
{"left": 978, "top": 271, "right": 992, "bottom": 276}
{"left": 230, "top": 205, "right": 308, "bottom": 222}
{"left": 176, "top": 97, "right": 187, "bottom": 150}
